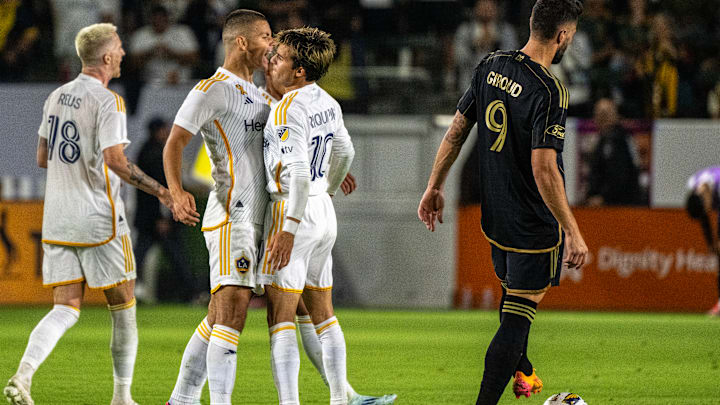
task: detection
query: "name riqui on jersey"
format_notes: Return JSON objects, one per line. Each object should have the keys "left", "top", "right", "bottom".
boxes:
{"left": 309, "top": 107, "right": 336, "bottom": 128}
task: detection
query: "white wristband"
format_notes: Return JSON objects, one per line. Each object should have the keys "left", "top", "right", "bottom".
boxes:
{"left": 282, "top": 219, "right": 300, "bottom": 235}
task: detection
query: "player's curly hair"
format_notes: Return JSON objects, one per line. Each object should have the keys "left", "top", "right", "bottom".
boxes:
{"left": 275, "top": 27, "right": 336, "bottom": 82}
{"left": 530, "top": 0, "right": 584, "bottom": 40}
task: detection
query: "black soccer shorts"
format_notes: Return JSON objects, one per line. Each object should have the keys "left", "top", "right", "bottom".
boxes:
{"left": 490, "top": 242, "right": 564, "bottom": 293}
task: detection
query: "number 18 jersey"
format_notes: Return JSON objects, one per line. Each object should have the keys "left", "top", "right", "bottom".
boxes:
{"left": 38, "top": 73, "right": 129, "bottom": 246}
{"left": 263, "top": 83, "right": 352, "bottom": 199}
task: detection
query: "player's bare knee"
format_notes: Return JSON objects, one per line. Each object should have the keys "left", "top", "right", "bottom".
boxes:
{"left": 103, "top": 280, "right": 135, "bottom": 306}
{"left": 52, "top": 283, "right": 84, "bottom": 309}
{"left": 296, "top": 296, "right": 310, "bottom": 316}
{"left": 508, "top": 291, "right": 546, "bottom": 304}
{"left": 211, "top": 286, "right": 252, "bottom": 330}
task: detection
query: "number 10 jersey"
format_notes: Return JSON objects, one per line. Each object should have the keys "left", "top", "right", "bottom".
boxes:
{"left": 263, "top": 83, "right": 352, "bottom": 200}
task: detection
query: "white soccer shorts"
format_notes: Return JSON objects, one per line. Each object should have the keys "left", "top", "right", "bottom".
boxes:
{"left": 42, "top": 231, "right": 136, "bottom": 290}
{"left": 257, "top": 193, "right": 336, "bottom": 293}
{"left": 204, "top": 221, "right": 262, "bottom": 293}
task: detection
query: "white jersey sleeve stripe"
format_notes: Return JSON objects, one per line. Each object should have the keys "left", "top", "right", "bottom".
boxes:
{"left": 42, "top": 164, "right": 117, "bottom": 246}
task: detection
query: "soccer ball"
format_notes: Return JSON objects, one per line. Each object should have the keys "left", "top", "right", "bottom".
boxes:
{"left": 543, "top": 392, "right": 588, "bottom": 405}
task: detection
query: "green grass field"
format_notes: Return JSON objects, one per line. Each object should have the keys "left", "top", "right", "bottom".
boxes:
{"left": 0, "top": 305, "right": 718, "bottom": 404}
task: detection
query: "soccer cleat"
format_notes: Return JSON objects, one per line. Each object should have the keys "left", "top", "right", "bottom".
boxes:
{"left": 349, "top": 393, "right": 398, "bottom": 405}
{"left": 708, "top": 301, "right": 720, "bottom": 317}
{"left": 3, "top": 376, "right": 34, "bottom": 405}
{"left": 513, "top": 368, "right": 543, "bottom": 399}
{"left": 165, "top": 401, "right": 201, "bottom": 405}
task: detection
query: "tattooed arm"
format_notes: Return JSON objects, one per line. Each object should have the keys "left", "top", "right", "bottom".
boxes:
{"left": 418, "top": 111, "right": 476, "bottom": 232}
{"left": 102, "top": 144, "right": 175, "bottom": 214}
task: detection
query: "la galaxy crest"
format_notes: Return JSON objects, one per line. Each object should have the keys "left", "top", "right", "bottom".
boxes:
{"left": 277, "top": 126, "right": 290, "bottom": 142}
{"left": 236, "top": 255, "right": 250, "bottom": 273}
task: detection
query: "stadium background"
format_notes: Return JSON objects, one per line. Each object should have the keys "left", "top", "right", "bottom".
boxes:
{"left": 1, "top": 1, "right": 720, "bottom": 403}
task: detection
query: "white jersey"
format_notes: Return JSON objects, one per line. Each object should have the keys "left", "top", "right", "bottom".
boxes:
{"left": 263, "top": 83, "right": 353, "bottom": 199}
{"left": 174, "top": 67, "right": 271, "bottom": 230}
{"left": 39, "top": 73, "right": 129, "bottom": 246}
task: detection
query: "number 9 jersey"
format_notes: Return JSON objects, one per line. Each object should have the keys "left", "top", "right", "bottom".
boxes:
{"left": 38, "top": 73, "right": 130, "bottom": 246}
{"left": 263, "top": 83, "right": 353, "bottom": 199}
{"left": 457, "top": 50, "right": 568, "bottom": 252}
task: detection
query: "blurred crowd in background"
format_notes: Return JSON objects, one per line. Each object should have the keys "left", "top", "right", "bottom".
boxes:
{"left": 2, "top": 0, "right": 720, "bottom": 117}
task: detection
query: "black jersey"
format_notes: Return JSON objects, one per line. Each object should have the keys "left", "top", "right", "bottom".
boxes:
{"left": 457, "top": 50, "right": 568, "bottom": 253}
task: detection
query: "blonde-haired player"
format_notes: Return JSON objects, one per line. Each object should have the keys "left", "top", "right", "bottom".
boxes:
{"left": 3, "top": 23, "right": 175, "bottom": 405}
{"left": 163, "top": 9, "right": 273, "bottom": 405}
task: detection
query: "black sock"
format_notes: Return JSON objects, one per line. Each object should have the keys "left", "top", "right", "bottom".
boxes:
{"left": 498, "top": 289, "right": 533, "bottom": 375}
{"left": 516, "top": 333, "right": 533, "bottom": 375}
{"left": 476, "top": 295, "right": 537, "bottom": 405}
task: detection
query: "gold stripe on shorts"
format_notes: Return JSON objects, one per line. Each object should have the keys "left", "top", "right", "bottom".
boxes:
{"left": 263, "top": 202, "right": 280, "bottom": 275}
{"left": 272, "top": 201, "right": 285, "bottom": 276}
{"left": 219, "top": 225, "right": 224, "bottom": 276}
{"left": 226, "top": 223, "right": 232, "bottom": 275}
{"left": 121, "top": 235, "right": 130, "bottom": 273}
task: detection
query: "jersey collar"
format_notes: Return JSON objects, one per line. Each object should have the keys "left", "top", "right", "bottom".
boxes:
{"left": 217, "top": 66, "right": 253, "bottom": 87}
{"left": 77, "top": 73, "right": 103, "bottom": 86}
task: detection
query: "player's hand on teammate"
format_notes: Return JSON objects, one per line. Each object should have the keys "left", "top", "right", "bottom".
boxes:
{"left": 340, "top": 172, "right": 357, "bottom": 195}
{"left": 169, "top": 188, "right": 200, "bottom": 226}
{"left": 267, "top": 231, "right": 294, "bottom": 270}
{"left": 563, "top": 231, "right": 588, "bottom": 270}
{"left": 418, "top": 187, "right": 445, "bottom": 232}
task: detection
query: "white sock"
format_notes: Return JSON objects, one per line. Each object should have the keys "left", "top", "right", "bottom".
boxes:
{"left": 316, "top": 316, "right": 347, "bottom": 405}
{"left": 345, "top": 381, "right": 358, "bottom": 401}
{"left": 207, "top": 324, "right": 239, "bottom": 405}
{"left": 296, "top": 315, "right": 357, "bottom": 400}
{"left": 109, "top": 298, "right": 138, "bottom": 403}
{"left": 296, "top": 315, "right": 328, "bottom": 386}
{"left": 170, "top": 317, "right": 211, "bottom": 405}
{"left": 270, "top": 322, "right": 300, "bottom": 405}
{"left": 16, "top": 304, "right": 80, "bottom": 385}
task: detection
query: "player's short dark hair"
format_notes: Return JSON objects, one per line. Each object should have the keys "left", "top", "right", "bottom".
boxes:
{"left": 530, "top": 0, "right": 583, "bottom": 40}
{"left": 686, "top": 192, "right": 705, "bottom": 219}
{"left": 222, "top": 9, "right": 266, "bottom": 39}
{"left": 150, "top": 5, "right": 169, "bottom": 17}
{"left": 275, "top": 27, "right": 336, "bottom": 82}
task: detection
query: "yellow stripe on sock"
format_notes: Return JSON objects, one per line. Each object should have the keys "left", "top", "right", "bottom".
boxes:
{"left": 197, "top": 322, "right": 211, "bottom": 339}
{"left": 212, "top": 327, "right": 239, "bottom": 340}
{"left": 502, "top": 308, "right": 535, "bottom": 322}
{"left": 503, "top": 303, "right": 536, "bottom": 319}
{"left": 210, "top": 333, "right": 239, "bottom": 346}
{"left": 504, "top": 301, "right": 536, "bottom": 314}
{"left": 315, "top": 319, "right": 338, "bottom": 335}
{"left": 108, "top": 297, "right": 136, "bottom": 311}
{"left": 212, "top": 328, "right": 239, "bottom": 343}
{"left": 270, "top": 325, "right": 297, "bottom": 335}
